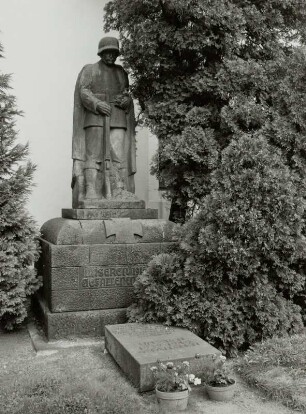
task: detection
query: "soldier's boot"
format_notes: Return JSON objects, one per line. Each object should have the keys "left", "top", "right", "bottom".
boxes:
{"left": 85, "top": 169, "right": 98, "bottom": 199}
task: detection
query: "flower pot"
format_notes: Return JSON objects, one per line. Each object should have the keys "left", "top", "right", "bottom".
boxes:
{"left": 206, "top": 381, "right": 236, "bottom": 402}
{"left": 156, "top": 388, "right": 189, "bottom": 411}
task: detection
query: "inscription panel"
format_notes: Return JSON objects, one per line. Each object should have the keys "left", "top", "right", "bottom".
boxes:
{"left": 110, "top": 324, "right": 174, "bottom": 337}
{"left": 81, "top": 264, "right": 146, "bottom": 289}
{"left": 137, "top": 337, "right": 200, "bottom": 354}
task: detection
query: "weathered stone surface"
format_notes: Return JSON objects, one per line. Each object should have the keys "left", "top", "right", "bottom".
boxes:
{"left": 41, "top": 217, "right": 175, "bottom": 245}
{"left": 126, "top": 243, "right": 161, "bottom": 264}
{"left": 105, "top": 323, "right": 220, "bottom": 392}
{"left": 72, "top": 37, "right": 137, "bottom": 207}
{"left": 104, "top": 218, "right": 143, "bottom": 243}
{"left": 43, "top": 262, "right": 147, "bottom": 312}
{"left": 90, "top": 244, "right": 127, "bottom": 266}
{"left": 49, "top": 243, "right": 90, "bottom": 267}
{"left": 37, "top": 215, "right": 178, "bottom": 339}
{"left": 62, "top": 208, "right": 158, "bottom": 220}
{"left": 50, "top": 287, "right": 135, "bottom": 312}
{"left": 49, "top": 267, "right": 82, "bottom": 291}
{"left": 34, "top": 295, "right": 127, "bottom": 340}
{"left": 80, "top": 221, "right": 107, "bottom": 244}
{"left": 76, "top": 200, "right": 146, "bottom": 209}
{"left": 41, "top": 218, "right": 83, "bottom": 245}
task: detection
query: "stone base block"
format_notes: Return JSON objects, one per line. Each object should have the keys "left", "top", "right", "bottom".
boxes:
{"left": 77, "top": 199, "right": 145, "bottom": 209}
{"left": 105, "top": 323, "right": 220, "bottom": 392}
{"left": 37, "top": 217, "right": 177, "bottom": 313}
{"left": 34, "top": 295, "right": 127, "bottom": 340}
{"left": 62, "top": 208, "right": 158, "bottom": 220}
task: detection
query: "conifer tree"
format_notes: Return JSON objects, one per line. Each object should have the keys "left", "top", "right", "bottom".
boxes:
{"left": 105, "top": 1, "right": 306, "bottom": 350}
{"left": 104, "top": 0, "right": 306, "bottom": 221}
{"left": 0, "top": 42, "right": 40, "bottom": 330}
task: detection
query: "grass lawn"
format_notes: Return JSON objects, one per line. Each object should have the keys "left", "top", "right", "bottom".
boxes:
{"left": 0, "top": 344, "right": 158, "bottom": 414}
{"left": 234, "top": 333, "right": 306, "bottom": 412}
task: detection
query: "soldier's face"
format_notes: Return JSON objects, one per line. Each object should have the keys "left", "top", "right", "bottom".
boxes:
{"left": 101, "top": 51, "right": 118, "bottom": 65}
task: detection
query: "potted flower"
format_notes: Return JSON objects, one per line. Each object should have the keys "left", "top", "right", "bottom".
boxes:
{"left": 150, "top": 360, "right": 201, "bottom": 411}
{"left": 204, "top": 354, "right": 236, "bottom": 401}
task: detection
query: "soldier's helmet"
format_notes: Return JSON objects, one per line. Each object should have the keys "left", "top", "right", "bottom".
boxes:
{"left": 97, "top": 37, "right": 120, "bottom": 56}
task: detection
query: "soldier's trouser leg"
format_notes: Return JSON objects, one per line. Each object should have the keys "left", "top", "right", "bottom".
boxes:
{"left": 110, "top": 128, "right": 127, "bottom": 189}
{"left": 85, "top": 126, "right": 103, "bottom": 199}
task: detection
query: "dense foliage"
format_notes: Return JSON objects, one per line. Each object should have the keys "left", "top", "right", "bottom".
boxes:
{"left": 109, "top": 1, "right": 306, "bottom": 350}
{"left": 104, "top": 0, "right": 306, "bottom": 220}
{"left": 0, "top": 42, "right": 40, "bottom": 330}
{"left": 128, "top": 133, "right": 306, "bottom": 351}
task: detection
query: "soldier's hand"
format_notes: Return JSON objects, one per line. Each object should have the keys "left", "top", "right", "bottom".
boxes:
{"left": 119, "top": 96, "right": 131, "bottom": 110}
{"left": 96, "top": 102, "right": 111, "bottom": 116}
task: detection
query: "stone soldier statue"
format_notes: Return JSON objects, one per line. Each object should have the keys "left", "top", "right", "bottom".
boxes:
{"left": 71, "top": 36, "right": 137, "bottom": 207}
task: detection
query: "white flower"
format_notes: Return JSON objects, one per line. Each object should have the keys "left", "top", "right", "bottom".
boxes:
{"left": 182, "top": 361, "right": 190, "bottom": 366}
{"left": 194, "top": 378, "right": 201, "bottom": 386}
{"left": 220, "top": 355, "right": 227, "bottom": 362}
{"left": 166, "top": 362, "right": 174, "bottom": 368}
{"left": 150, "top": 366, "right": 157, "bottom": 372}
{"left": 188, "top": 374, "right": 195, "bottom": 382}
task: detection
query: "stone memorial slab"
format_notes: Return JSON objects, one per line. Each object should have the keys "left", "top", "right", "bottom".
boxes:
{"left": 105, "top": 323, "right": 220, "bottom": 392}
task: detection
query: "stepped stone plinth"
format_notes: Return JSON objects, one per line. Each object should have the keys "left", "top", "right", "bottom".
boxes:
{"left": 35, "top": 201, "right": 177, "bottom": 340}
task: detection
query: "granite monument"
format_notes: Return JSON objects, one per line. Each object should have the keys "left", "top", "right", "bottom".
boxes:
{"left": 35, "top": 37, "right": 177, "bottom": 340}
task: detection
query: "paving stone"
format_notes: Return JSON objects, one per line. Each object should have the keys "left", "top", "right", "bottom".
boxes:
{"left": 105, "top": 323, "right": 220, "bottom": 392}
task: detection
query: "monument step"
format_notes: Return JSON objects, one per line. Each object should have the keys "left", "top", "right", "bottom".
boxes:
{"left": 62, "top": 208, "right": 158, "bottom": 220}
{"left": 33, "top": 295, "right": 127, "bottom": 340}
{"left": 75, "top": 199, "right": 146, "bottom": 209}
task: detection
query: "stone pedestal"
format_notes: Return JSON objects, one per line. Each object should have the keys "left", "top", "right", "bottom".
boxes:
{"left": 35, "top": 202, "right": 177, "bottom": 340}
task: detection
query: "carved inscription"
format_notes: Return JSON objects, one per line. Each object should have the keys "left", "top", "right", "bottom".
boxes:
{"left": 138, "top": 338, "right": 199, "bottom": 353}
{"left": 81, "top": 265, "right": 146, "bottom": 289}
{"left": 110, "top": 324, "right": 174, "bottom": 336}
{"left": 138, "top": 337, "right": 200, "bottom": 354}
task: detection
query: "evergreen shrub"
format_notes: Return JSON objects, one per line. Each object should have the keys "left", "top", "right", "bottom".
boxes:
{"left": 128, "top": 135, "right": 306, "bottom": 352}
{"left": 0, "top": 42, "right": 40, "bottom": 330}
{"left": 107, "top": 0, "right": 306, "bottom": 350}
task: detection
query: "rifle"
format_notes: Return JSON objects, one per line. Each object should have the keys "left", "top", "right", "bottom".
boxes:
{"left": 104, "top": 93, "right": 112, "bottom": 199}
